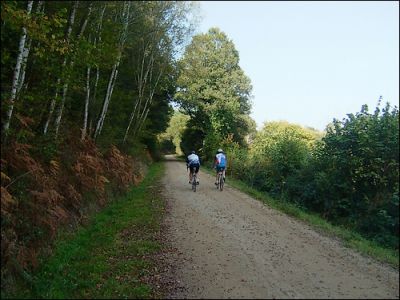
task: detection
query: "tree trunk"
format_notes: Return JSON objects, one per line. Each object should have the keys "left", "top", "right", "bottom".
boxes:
{"left": 123, "top": 99, "right": 140, "bottom": 144}
{"left": 86, "top": 4, "right": 106, "bottom": 137}
{"left": 2, "top": 1, "right": 34, "bottom": 135}
{"left": 43, "top": 1, "right": 78, "bottom": 135}
{"left": 54, "top": 2, "right": 93, "bottom": 138}
{"left": 133, "top": 69, "right": 162, "bottom": 138}
{"left": 93, "top": 1, "right": 131, "bottom": 140}
{"left": 94, "top": 60, "right": 121, "bottom": 139}
{"left": 54, "top": 78, "right": 71, "bottom": 137}
{"left": 122, "top": 45, "right": 153, "bottom": 143}
{"left": 17, "top": 1, "right": 44, "bottom": 96}
{"left": 17, "top": 38, "right": 32, "bottom": 96}
{"left": 81, "top": 65, "right": 91, "bottom": 140}
{"left": 137, "top": 107, "right": 150, "bottom": 133}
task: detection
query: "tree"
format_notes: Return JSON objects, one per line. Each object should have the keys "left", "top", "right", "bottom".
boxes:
{"left": 43, "top": 1, "right": 79, "bottom": 136}
{"left": 2, "top": 1, "right": 34, "bottom": 136}
{"left": 249, "top": 121, "right": 320, "bottom": 192}
{"left": 122, "top": 1, "right": 197, "bottom": 144}
{"left": 175, "top": 27, "right": 253, "bottom": 159}
{"left": 158, "top": 110, "right": 190, "bottom": 154}
{"left": 1, "top": 1, "right": 199, "bottom": 294}
{"left": 94, "top": 1, "right": 131, "bottom": 140}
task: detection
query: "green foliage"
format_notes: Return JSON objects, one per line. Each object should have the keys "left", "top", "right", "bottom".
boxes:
{"left": 226, "top": 103, "right": 399, "bottom": 251}
{"left": 1, "top": 0, "right": 197, "bottom": 148}
{"left": 175, "top": 27, "right": 253, "bottom": 159}
{"left": 179, "top": 119, "right": 206, "bottom": 157}
{"left": 308, "top": 102, "right": 399, "bottom": 247}
{"left": 4, "top": 163, "right": 165, "bottom": 299}
{"left": 1, "top": 1, "right": 198, "bottom": 297}
{"left": 158, "top": 110, "right": 190, "bottom": 154}
{"left": 246, "top": 121, "right": 319, "bottom": 193}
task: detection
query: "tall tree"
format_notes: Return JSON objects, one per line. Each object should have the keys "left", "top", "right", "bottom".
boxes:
{"left": 43, "top": 1, "right": 79, "bottom": 135}
{"left": 81, "top": 3, "right": 107, "bottom": 140}
{"left": 121, "top": 1, "right": 196, "bottom": 144}
{"left": 175, "top": 27, "right": 253, "bottom": 157}
{"left": 2, "top": 1, "right": 34, "bottom": 136}
{"left": 54, "top": 1, "right": 93, "bottom": 137}
{"left": 94, "top": 1, "right": 131, "bottom": 140}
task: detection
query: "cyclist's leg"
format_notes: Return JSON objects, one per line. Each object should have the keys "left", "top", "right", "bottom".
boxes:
{"left": 189, "top": 166, "right": 193, "bottom": 183}
{"left": 195, "top": 165, "right": 200, "bottom": 183}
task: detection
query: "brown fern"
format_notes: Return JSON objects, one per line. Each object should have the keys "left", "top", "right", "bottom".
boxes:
{"left": 14, "top": 113, "right": 35, "bottom": 129}
{"left": 1, "top": 187, "right": 16, "bottom": 218}
{"left": 105, "top": 145, "right": 136, "bottom": 190}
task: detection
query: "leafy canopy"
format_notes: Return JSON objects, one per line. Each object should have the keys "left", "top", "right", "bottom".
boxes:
{"left": 174, "top": 27, "right": 253, "bottom": 157}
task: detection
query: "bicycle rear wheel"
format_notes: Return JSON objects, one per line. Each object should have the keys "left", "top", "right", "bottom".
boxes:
{"left": 219, "top": 173, "right": 224, "bottom": 191}
{"left": 192, "top": 174, "right": 197, "bottom": 192}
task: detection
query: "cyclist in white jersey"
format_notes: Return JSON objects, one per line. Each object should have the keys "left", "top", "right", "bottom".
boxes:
{"left": 186, "top": 150, "right": 200, "bottom": 184}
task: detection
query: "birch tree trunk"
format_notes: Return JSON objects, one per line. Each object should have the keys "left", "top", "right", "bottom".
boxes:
{"left": 89, "top": 63, "right": 99, "bottom": 136}
{"left": 94, "top": 1, "right": 131, "bottom": 140}
{"left": 122, "top": 44, "right": 153, "bottom": 143}
{"left": 94, "top": 61, "right": 119, "bottom": 139}
{"left": 88, "top": 4, "right": 106, "bottom": 137}
{"left": 132, "top": 69, "right": 163, "bottom": 138}
{"left": 54, "top": 2, "right": 93, "bottom": 138}
{"left": 17, "top": 38, "right": 32, "bottom": 96}
{"left": 2, "top": 1, "right": 34, "bottom": 135}
{"left": 17, "top": 1, "right": 44, "bottom": 96}
{"left": 123, "top": 98, "right": 140, "bottom": 144}
{"left": 137, "top": 107, "right": 150, "bottom": 133}
{"left": 43, "top": 1, "right": 78, "bottom": 135}
{"left": 81, "top": 65, "right": 91, "bottom": 140}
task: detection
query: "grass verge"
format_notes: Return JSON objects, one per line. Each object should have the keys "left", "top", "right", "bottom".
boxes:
{"left": 201, "top": 165, "right": 399, "bottom": 269}
{"left": 12, "top": 162, "right": 166, "bottom": 299}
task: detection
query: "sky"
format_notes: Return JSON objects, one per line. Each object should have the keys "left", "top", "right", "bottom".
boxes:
{"left": 196, "top": 1, "right": 399, "bottom": 131}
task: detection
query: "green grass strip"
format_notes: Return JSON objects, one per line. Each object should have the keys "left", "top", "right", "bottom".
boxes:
{"left": 15, "top": 162, "right": 165, "bottom": 299}
{"left": 201, "top": 165, "right": 399, "bottom": 268}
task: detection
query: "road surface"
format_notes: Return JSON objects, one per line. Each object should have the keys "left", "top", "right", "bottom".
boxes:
{"left": 160, "top": 156, "right": 399, "bottom": 299}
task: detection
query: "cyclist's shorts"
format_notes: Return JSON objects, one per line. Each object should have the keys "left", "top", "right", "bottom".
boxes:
{"left": 216, "top": 166, "right": 225, "bottom": 172}
{"left": 189, "top": 163, "right": 200, "bottom": 173}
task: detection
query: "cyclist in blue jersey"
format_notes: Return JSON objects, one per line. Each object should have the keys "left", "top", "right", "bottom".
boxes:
{"left": 186, "top": 150, "right": 200, "bottom": 184}
{"left": 213, "top": 148, "right": 227, "bottom": 185}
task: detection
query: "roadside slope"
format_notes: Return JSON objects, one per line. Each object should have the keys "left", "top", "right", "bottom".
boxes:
{"left": 161, "top": 157, "right": 399, "bottom": 299}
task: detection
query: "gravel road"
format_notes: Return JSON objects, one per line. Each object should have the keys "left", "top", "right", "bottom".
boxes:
{"left": 161, "top": 156, "right": 399, "bottom": 299}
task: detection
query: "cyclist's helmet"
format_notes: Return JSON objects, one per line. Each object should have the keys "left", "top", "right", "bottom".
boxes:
{"left": 191, "top": 150, "right": 196, "bottom": 154}
{"left": 217, "top": 148, "right": 223, "bottom": 153}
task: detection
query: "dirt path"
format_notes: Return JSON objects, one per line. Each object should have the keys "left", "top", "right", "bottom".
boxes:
{"left": 160, "top": 156, "right": 399, "bottom": 299}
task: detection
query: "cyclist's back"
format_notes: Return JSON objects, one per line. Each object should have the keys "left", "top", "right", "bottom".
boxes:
{"left": 187, "top": 153, "right": 200, "bottom": 166}
{"left": 215, "top": 152, "right": 226, "bottom": 167}
{"left": 214, "top": 148, "right": 227, "bottom": 185}
{"left": 187, "top": 150, "right": 200, "bottom": 184}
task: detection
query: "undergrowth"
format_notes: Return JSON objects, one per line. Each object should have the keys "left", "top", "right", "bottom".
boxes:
{"left": 1, "top": 136, "right": 148, "bottom": 297}
{"left": 3, "top": 163, "right": 165, "bottom": 299}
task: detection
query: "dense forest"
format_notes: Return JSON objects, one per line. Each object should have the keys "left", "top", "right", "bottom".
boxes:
{"left": 1, "top": 0, "right": 198, "bottom": 293}
{"left": 1, "top": 0, "right": 398, "bottom": 297}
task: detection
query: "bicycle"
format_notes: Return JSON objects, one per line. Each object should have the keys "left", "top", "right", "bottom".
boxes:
{"left": 187, "top": 164, "right": 199, "bottom": 192}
